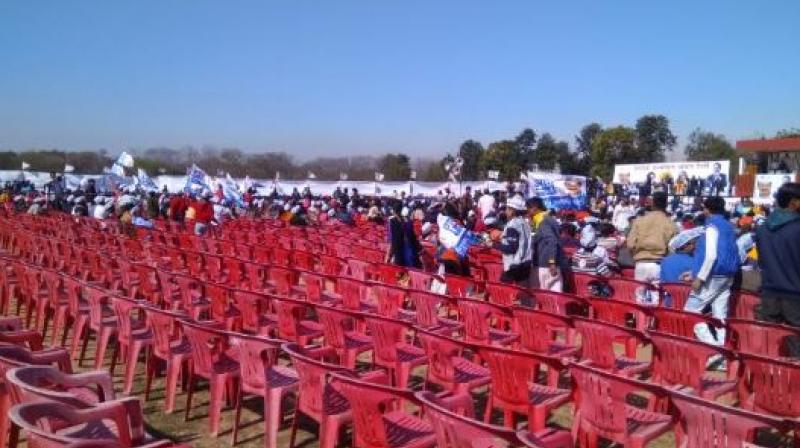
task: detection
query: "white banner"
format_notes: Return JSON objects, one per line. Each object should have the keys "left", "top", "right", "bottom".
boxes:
{"left": 753, "top": 173, "right": 798, "bottom": 204}
{"left": 613, "top": 160, "right": 730, "bottom": 185}
{"left": 524, "top": 171, "right": 587, "bottom": 210}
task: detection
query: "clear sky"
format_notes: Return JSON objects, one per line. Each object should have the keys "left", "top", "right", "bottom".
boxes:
{"left": 1, "top": 1, "right": 798, "bottom": 159}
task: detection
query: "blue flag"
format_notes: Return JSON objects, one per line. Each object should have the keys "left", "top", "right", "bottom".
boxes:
{"left": 137, "top": 168, "right": 159, "bottom": 192}
{"left": 184, "top": 164, "right": 210, "bottom": 194}
{"left": 222, "top": 173, "right": 245, "bottom": 207}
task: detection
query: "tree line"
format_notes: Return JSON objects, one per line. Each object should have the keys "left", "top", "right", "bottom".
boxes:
{"left": 2, "top": 120, "right": 795, "bottom": 182}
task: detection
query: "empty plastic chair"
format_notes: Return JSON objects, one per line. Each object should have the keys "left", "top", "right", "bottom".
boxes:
{"left": 416, "top": 328, "right": 490, "bottom": 396}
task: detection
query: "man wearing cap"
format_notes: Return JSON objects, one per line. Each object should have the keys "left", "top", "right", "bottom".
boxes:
{"left": 626, "top": 192, "right": 678, "bottom": 300}
{"left": 527, "top": 197, "right": 565, "bottom": 292}
{"left": 660, "top": 228, "right": 704, "bottom": 283}
{"left": 756, "top": 183, "right": 800, "bottom": 355}
{"left": 489, "top": 194, "right": 532, "bottom": 285}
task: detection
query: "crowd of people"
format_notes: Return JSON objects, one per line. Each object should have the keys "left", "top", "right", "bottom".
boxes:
{"left": 2, "top": 175, "right": 800, "bottom": 354}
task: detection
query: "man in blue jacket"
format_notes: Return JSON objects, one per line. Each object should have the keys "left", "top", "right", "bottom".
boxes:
{"left": 684, "top": 196, "right": 739, "bottom": 347}
{"left": 756, "top": 182, "right": 800, "bottom": 356}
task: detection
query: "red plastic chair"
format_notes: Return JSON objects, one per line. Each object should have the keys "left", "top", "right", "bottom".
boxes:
{"left": 283, "top": 343, "right": 374, "bottom": 448}
{"left": 266, "top": 266, "right": 300, "bottom": 298}
{"left": 572, "top": 317, "right": 650, "bottom": 376}
{"left": 110, "top": 297, "right": 153, "bottom": 395}
{"left": 0, "top": 345, "right": 73, "bottom": 448}
{"left": 142, "top": 307, "right": 191, "bottom": 414}
{"left": 444, "top": 274, "right": 479, "bottom": 297}
{"left": 318, "top": 255, "right": 345, "bottom": 276}
{"left": 457, "top": 298, "right": 518, "bottom": 347}
{"left": 730, "top": 290, "right": 761, "bottom": 320}
{"left": 182, "top": 320, "right": 240, "bottom": 437}
{"left": 273, "top": 298, "right": 323, "bottom": 345}
{"left": 482, "top": 262, "right": 504, "bottom": 284}
{"left": 727, "top": 318, "right": 800, "bottom": 358}
{"left": 371, "top": 284, "right": 414, "bottom": 320}
{"left": 205, "top": 283, "right": 241, "bottom": 330}
{"left": 660, "top": 282, "right": 691, "bottom": 310}
{"left": 570, "top": 272, "right": 599, "bottom": 298}
{"left": 479, "top": 344, "right": 570, "bottom": 431}
{"left": 9, "top": 400, "right": 171, "bottom": 448}
{"left": 416, "top": 391, "right": 574, "bottom": 448}
{"left": 39, "top": 270, "right": 70, "bottom": 346}
{"left": 651, "top": 308, "right": 724, "bottom": 340}
{"left": 375, "top": 263, "right": 407, "bottom": 286}
{"left": 75, "top": 285, "right": 118, "bottom": 370}
{"left": 511, "top": 307, "right": 579, "bottom": 357}
{"left": 316, "top": 305, "right": 373, "bottom": 369}
{"left": 346, "top": 258, "right": 373, "bottom": 282}
{"left": 330, "top": 372, "right": 436, "bottom": 448}
{"left": 605, "top": 277, "right": 656, "bottom": 304}
{"left": 416, "top": 328, "right": 490, "bottom": 395}
{"left": 484, "top": 282, "right": 527, "bottom": 307}
{"left": 405, "top": 269, "right": 437, "bottom": 291}
{"left": 588, "top": 298, "right": 650, "bottom": 358}
{"left": 532, "top": 290, "right": 589, "bottom": 317}
{"left": 291, "top": 251, "right": 316, "bottom": 271}
{"left": 407, "top": 290, "right": 461, "bottom": 333}
{"left": 299, "top": 272, "right": 340, "bottom": 305}
{"left": 739, "top": 351, "right": 800, "bottom": 421}
{"left": 5, "top": 365, "right": 115, "bottom": 410}
{"left": 671, "top": 389, "right": 791, "bottom": 448}
{"left": 569, "top": 362, "right": 672, "bottom": 448}
{"left": 336, "top": 277, "right": 374, "bottom": 312}
{"left": 230, "top": 289, "right": 276, "bottom": 336}
{"left": 365, "top": 315, "right": 427, "bottom": 389}
{"left": 229, "top": 334, "right": 299, "bottom": 448}
{"left": 0, "top": 315, "right": 44, "bottom": 351}
{"left": 172, "top": 273, "right": 209, "bottom": 320}
{"left": 648, "top": 330, "right": 738, "bottom": 401}
{"left": 222, "top": 257, "right": 245, "bottom": 287}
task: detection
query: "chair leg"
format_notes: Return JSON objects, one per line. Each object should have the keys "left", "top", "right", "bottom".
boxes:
{"left": 208, "top": 377, "right": 226, "bottom": 437}
{"left": 231, "top": 390, "right": 243, "bottom": 446}
{"left": 264, "top": 392, "right": 282, "bottom": 448}
{"left": 288, "top": 407, "right": 300, "bottom": 448}
{"left": 184, "top": 371, "right": 195, "bottom": 422}
{"left": 123, "top": 342, "right": 144, "bottom": 395}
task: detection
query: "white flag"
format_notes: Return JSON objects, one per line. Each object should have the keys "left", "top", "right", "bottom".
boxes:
{"left": 339, "top": 172, "right": 348, "bottom": 181}
{"left": 64, "top": 164, "right": 75, "bottom": 173}
{"left": 21, "top": 161, "right": 30, "bottom": 170}
{"left": 375, "top": 172, "right": 385, "bottom": 182}
{"left": 307, "top": 171, "right": 317, "bottom": 179}
{"left": 410, "top": 171, "right": 417, "bottom": 180}
{"left": 116, "top": 151, "right": 135, "bottom": 168}
{"left": 487, "top": 170, "right": 499, "bottom": 180}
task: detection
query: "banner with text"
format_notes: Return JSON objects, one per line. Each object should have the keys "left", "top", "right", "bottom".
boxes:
{"left": 613, "top": 160, "right": 730, "bottom": 184}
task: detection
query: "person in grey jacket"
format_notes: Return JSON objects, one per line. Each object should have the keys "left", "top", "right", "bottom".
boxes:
{"left": 489, "top": 195, "right": 532, "bottom": 285}
{"left": 527, "top": 197, "right": 566, "bottom": 292}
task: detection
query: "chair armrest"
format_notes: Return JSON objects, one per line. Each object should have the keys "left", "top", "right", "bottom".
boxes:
{"left": 0, "top": 330, "right": 44, "bottom": 351}
{"left": 60, "top": 370, "right": 116, "bottom": 401}
{"left": 30, "top": 347, "right": 73, "bottom": 373}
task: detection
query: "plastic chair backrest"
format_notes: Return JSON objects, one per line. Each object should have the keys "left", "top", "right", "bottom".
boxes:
{"left": 415, "top": 390, "right": 518, "bottom": 448}
{"left": 319, "top": 255, "right": 345, "bottom": 276}
{"left": 589, "top": 298, "right": 650, "bottom": 331}
{"left": 273, "top": 299, "right": 308, "bottom": 342}
{"left": 110, "top": 297, "right": 139, "bottom": 346}
{"left": 482, "top": 262, "right": 504, "bottom": 284}
{"left": 652, "top": 308, "right": 723, "bottom": 340}
{"left": 606, "top": 277, "right": 653, "bottom": 303}
{"left": 731, "top": 291, "right": 760, "bottom": 320}
{"left": 416, "top": 329, "right": 467, "bottom": 385}
{"left": 569, "top": 362, "right": 666, "bottom": 439}
{"left": 485, "top": 282, "right": 525, "bottom": 307}
{"left": 182, "top": 321, "right": 227, "bottom": 378}
{"left": 144, "top": 307, "right": 181, "bottom": 360}
{"left": 671, "top": 390, "right": 790, "bottom": 448}
{"left": 346, "top": 259, "right": 372, "bottom": 282}
{"left": 205, "top": 283, "right": 230, "bottom": 321}
{"left": 330, "top": 372, "right": 417, "bottom": 448}
{"left": 229, "top": 334, "right": 281, "bottom": 394}
{"left": 408, "top": 291, "right": 449, "bottom": 329}
{"left": 366, "top": 316, "right": 410, "bottom": 364}
{"left": 371, "top": 284, "right": 407, "bottom": 318}
{"left": 573, "top": 317, "right": 647, "bottom": 370}
{"left": 337, "top": 277, "right": 369, "bottom": 311}
{"left": 511, "top": 307, "right": 573, "bottom": 355}
{"left": 282, "top": 343, "right": 350, "bottom": 417}
{"left": 728, "top": 318, "right": 800, "bottom": 358}
{"left": 375, "top": 264, "right": 406, "bottom": 286}
{"left": 479, "top": 345, "right": 564, "bottom": 407}
{"left": 242, "top": 261, "right": 266, "bottom": 291}
{"left": 649, "top": 330, "right": 734, "bottom": 392}
{"left": 316, "top": 306, "right": 355, "bottom": 350}
{"left": 740, "top": 352, "right": 800, "bottom": 418}
{"left": 231, "top": 290, "right": 269, "bottom": 333}
{"left": 291, "top": 251, "right": 315, "bottom": 271}
{"left": 457, "top": 298, "right": 509, "bottom": 345}
{"left": 83, "top": 285, "right": 109, "bottom": 329}
{"left": 660, "top": 283, "right": 691, "bottom": 310}
{"left": 445, "top": 274, "right": 476, "bottom": 298}
{"left": 406, "top": 269, "right": 434, "bottom": 291}
{"left": 5, "top": 366, "right": 113, "bottom": 409}
{"left": 223, "top": 257, "right": 244, "bottom": 284}
{"left": 299, "top": 272, "right": 328, "bottom": 304}
{"left": 532, "top": 290, "right": 588, "bottom": 316}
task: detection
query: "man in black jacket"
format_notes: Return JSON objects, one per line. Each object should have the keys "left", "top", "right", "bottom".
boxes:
{"left": 756, "top": 182, "right": 800, "bottom": 355}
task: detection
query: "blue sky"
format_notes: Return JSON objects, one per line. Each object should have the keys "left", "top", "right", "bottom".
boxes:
{"left": 1, "top": 1, "right": 798, "bottom": 159}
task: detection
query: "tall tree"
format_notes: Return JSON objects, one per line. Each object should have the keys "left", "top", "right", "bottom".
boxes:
{"left": 514, "top": 128, "right": 538, "bottom": 168}
{"left": 776, "top": 128, "right": 800, "bottom": 138}
{"left": 457, "top": 139, "right": 484, "bottom": 180}
{"left": 378, "top": 153, "right": 411, "bottom": 181}
{"left": 574, "top": 123, "right": 603, "bottom": 175}
{"left": 532, "top": 133, "right": 571, "bottom": 171}
{"left": 480, "top": 140, "right": 524, "bottom": 181}
{"left": 635, "top": 114, "right": 676, "bottom": 163}
{"left": 590, "top": 126, "right": 637, "bottom": 179}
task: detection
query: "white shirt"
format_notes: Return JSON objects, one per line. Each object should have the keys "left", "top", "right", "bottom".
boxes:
{"left": 696, "top": 225, "right": 718, "bottom": 282}
{"left": 478, "top": 194, "right": 496, "bottom": 219}
{"left": 612, "top": 204, "right": 634, "bottom": 232}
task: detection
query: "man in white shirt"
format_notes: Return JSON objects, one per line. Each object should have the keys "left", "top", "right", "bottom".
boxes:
{"left": 477, "top": 189, "right": 496, "bottom": 219}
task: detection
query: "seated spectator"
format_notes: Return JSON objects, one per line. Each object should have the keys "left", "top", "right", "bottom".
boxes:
{"left": 660, "top": 227, "right": 704, "bottom": 283}
{"left": 571, "top": 225, "right": 617, "bottom": 277}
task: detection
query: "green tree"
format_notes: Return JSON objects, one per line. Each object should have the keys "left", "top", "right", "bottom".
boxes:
{"left": 532, "top": 133, "right": 571, "bottom": 171}
{"left": 378, "top": 153, "right": 411, "bottom": 181}
{"left": 514, "top": 128, "right": 537, "bottom": 168}
{"left": 684, "top": 128, "right": 737, "bottom": 178}
{"left": 457, "top": 139, "right": 484, "bottom": 180}
{"left": 590, "top": 126, "right": 637, "bottom": 179}
{"left": 635, "top": 114, "right": 676, "bottom": 163}
{"left": 480, "top": 140, "right": 524, "bottom": 181}
{"left": 574, "top": 123, "right": 603, "bottom": 175}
